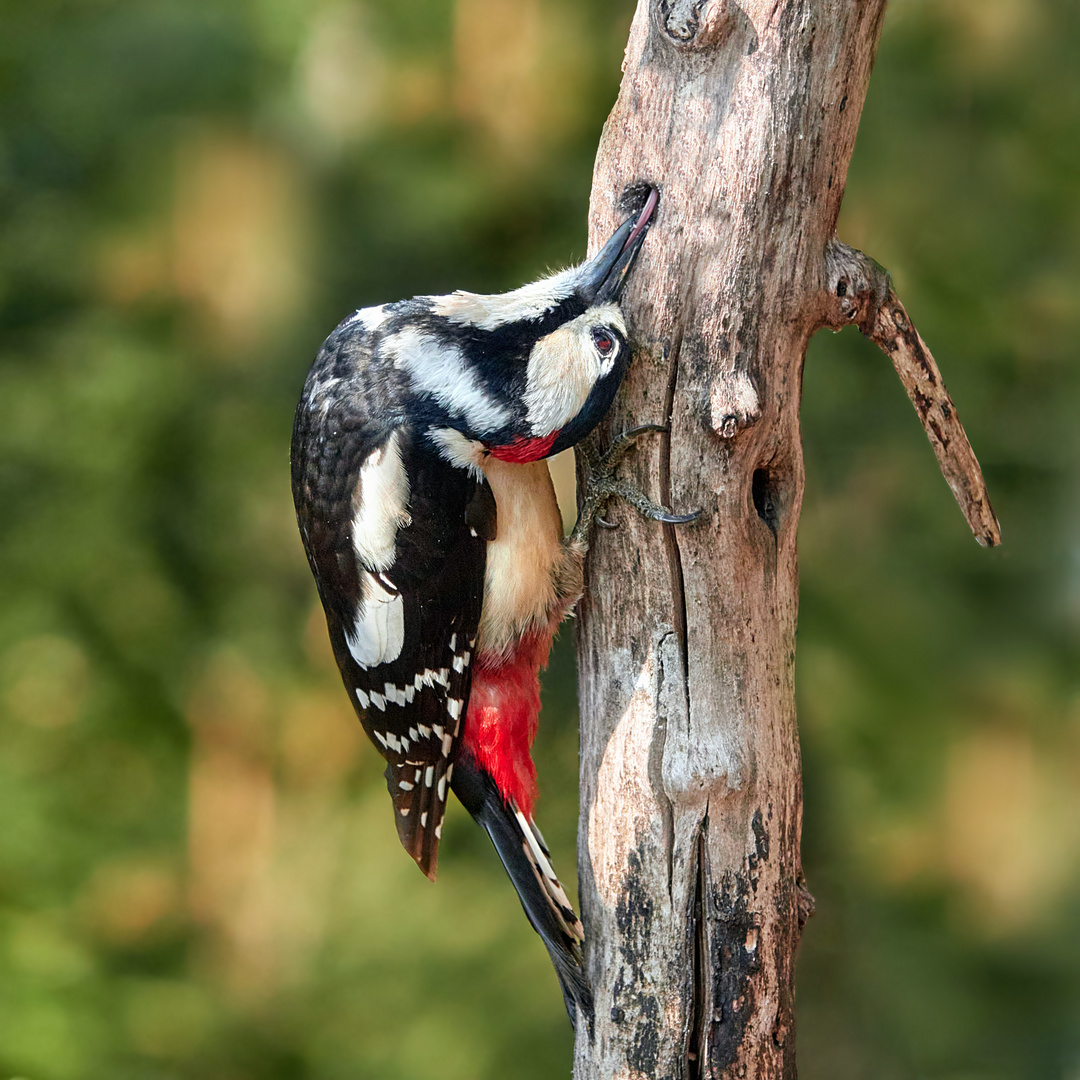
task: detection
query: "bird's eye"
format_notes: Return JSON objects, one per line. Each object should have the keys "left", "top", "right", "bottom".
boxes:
{"left": 591, "top": 328, "right": 616, "bottom": 356}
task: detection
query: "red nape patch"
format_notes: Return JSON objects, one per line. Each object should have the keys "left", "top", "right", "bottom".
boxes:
{"left": 487, "top": 431, "right": 558, "bottom": 463}
{"left": 461, "top": 628, "right": 556, "bottom": 817}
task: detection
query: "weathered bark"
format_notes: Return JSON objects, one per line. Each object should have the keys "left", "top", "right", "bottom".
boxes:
{"left": 573, "top": 3, "right": 997, "bottom": 1079}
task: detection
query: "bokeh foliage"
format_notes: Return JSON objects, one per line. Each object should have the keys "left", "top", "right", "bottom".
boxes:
{"left": 0, "top": 1, "right": 1076, "bottom": 1078}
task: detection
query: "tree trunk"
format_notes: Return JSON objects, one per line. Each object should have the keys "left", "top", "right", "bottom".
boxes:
{"left": 573, "top": 2, "right": 997, "bottom": 1078}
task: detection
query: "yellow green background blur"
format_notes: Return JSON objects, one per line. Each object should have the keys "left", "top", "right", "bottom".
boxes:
{"left": 1, "top": 0, "right": 1078, "bottom": 1077}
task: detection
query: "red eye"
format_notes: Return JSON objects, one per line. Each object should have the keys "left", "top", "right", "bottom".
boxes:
{"left": 592, "top": 329, "right": 615, "bottom": 356}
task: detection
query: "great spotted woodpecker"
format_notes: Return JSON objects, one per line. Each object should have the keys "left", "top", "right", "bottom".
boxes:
{"left": 291, "top": 188, "right": 689, "bottom": 1025}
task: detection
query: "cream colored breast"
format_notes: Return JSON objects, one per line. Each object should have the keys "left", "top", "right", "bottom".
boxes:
{"left": 476, "top": 457, "right": 564, "bottom": 657}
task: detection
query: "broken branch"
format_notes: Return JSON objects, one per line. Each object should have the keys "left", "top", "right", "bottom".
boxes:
{"left": 823, "top": 240, "right": 1001, "bottom": 548}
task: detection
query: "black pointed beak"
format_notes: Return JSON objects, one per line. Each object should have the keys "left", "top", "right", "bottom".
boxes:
{"left": 579, "top": 187, "right": 658, "bottom": 305}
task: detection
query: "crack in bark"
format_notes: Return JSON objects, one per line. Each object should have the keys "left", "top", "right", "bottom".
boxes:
{"left": 658, "top": 333, "right": 690, "bottom": 678}
{"left": 652, "top": 630, "right": 678, "bottom": 901}
{"left": 656, "top": 328, "right": 690, "bottom": 910}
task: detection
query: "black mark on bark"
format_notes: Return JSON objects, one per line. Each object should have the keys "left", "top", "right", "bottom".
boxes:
{"left": 750, "top": 808, "right": 770, "bottom": 865}
{"left": 615, "top": 844, "right": 662, "bottom": 1078}
{"left": 687, "top": 818, "right": 710, "bottom": 1079}
{"left": 709, "top": 871, "right": 761, "bottom": 1070}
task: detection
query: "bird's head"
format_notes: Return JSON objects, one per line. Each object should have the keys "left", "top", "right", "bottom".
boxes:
{"left": 365, "top": 189, "right": 658, "bottom": 466}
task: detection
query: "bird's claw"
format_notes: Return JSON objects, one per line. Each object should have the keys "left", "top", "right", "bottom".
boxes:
{"left": 572, "top": 425, "right": 701, "bottom": 546}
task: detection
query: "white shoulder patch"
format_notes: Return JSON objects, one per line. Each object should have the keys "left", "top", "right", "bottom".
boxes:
{"left": 347, "top": 305, "right": 387, "bottom": 331}
{"left": 383, "top": 326, "right": 510, "bottom": 434}
{"left": 347, "top": 572, "right": 405, "bottom": 668}
{"left": 352, "top": 429, "right": 411, "bottom": 572}
{"left": 429, "top": 267, "right": 579, "bottom": 330}
{"left": 426, "top": 426, "right": 486, "bottom": 480}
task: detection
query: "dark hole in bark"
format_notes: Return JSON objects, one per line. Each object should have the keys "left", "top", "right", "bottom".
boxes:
{"left": 619, "top": 180, "right": 658, "bottom": 216}
{"left": 752, "top": 468, "right": 781, "bottom": 534}
{"left": 836, "top": 279, "right": 847, "bottom": 296}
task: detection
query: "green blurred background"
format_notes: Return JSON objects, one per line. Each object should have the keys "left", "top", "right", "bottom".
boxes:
{"left": 1, "top": 0, "right": 1077, "bottom": 1077}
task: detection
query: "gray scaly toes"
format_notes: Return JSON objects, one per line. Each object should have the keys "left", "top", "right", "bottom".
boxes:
{"left": 572, "top": 424, "right": 701, "bottom": 546}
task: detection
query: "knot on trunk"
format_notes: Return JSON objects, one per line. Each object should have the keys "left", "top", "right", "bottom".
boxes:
{"left": 657, "top": 0, "right": 737, "bottom": 50}
{"left": 709, "top": 368, "right": 760, "bottom": 439}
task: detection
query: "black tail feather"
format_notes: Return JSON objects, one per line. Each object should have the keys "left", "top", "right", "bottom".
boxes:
{"left": 451, "top": 755, "right": 593, "bottom": 1029}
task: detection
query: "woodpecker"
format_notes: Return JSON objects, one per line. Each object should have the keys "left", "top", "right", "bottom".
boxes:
{"left": 292, "top": 188, "right": 689, "bottom": 1025}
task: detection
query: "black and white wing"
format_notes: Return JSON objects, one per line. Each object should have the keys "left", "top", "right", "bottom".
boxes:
{"left": 292, "top": 392, "right": 495, "bottom": 879}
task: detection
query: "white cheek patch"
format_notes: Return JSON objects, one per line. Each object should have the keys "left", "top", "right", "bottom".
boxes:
{"left": 522, "top": 304, "right": 626, "bottom": 436}
{"left": 352, "top": 430, "right": 411, "bottom": 572}
{"left": 523, "top": 325, "right": 591, "bottom": 436}
{"left": 347, "top": 572, "right": 405, "bottom": 667}
{"left": 384, "top": 326, "right": 510, "bottom": 434}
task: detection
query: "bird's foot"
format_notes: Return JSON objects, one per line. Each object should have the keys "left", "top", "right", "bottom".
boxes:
{"left": 571, "top": 425, "right": 701, "bottom": 547}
